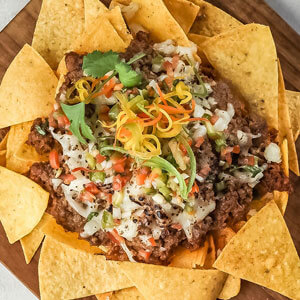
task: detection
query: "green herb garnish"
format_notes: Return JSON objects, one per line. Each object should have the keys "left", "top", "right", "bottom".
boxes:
{"left": 61, "top": 102, "right": 95, "bottom": 144}
{"left": 82, "top": 50, "right": 144, "bottom": 87}
{"left": 35, "top": 125, "right": 46, "bottom": 136}
{"left": 87, "top": 212, "right": 99, "bottom": 222}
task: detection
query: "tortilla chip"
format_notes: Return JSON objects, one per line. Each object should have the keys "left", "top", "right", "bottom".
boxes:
{"left": 84, "top": 0, "right": 108, "bottom": 28}
{"left": 56, "top": 57, "right": 68, "bottom": 77}
{"left": 41, "top": 213, "right": 102, "bottom": 254}
{"left": 0, "top": 44, "right": 57, "bottom": 129}
{"left": 203, "top": 234, "right": 216, "bottom": 269}
{"left": 32, "top": 0, "right": 85, "bottom": 69}
{"left": 213, "top": 200, "right": 300, "bottom": 299}
{"left": 188, "top": 33, "right": 209, "bottom": 46}
{"left": 119, "top": 262, "right": 227, "bottom": 300}
{"left": 218, "top": 275, "right": 241, "bottom": 300}
{"left": 39, "top": 236, "right": 133, "bottom": 300}
{"left": 281, "top": 138, "right": 289, "bottom": 177}
{"left": 6, "top": 122, "right": 47, "bottom": 174}
{"left": 72, "top": 14, "right": 128, "bottom": 54}
{"left": 202, "top": 24, "right": 279, "bottom": 130}
{"left": 163, "top": 0, "right": 200, "bottom": 34}
{"left": 112, "top": 0, "right": 190, "bottom": 46}
{"left": 0, "top": 166, "right": 48, "bottom": 244}
{"left": 20, "top": 213, "right": 52, "bottom": 264}
{"left": 0, "top": 150, "right": 6, "bottom": 167}
{"left": 169, "top": 240, "right": 209, "bottom": 268}
{"left": 97, "top": 287, "right": 144, "bottom": 300}
{"left": 189, "top": 0, "right": 241, "bottom": 37}
{"left": 0, "top": 130, "right": 9, "bottom": 151}
{"left": 286, "top": 90, "right": 300, "bottom": 141}
{"left": 278, "top": 62, "right": 299, "bottom": 176}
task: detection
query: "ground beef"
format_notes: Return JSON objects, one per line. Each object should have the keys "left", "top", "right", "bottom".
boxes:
{"left": 26, "top": 118, "right": 55, "bottom": 155}
{"left": 28, "top": 162, "right": 85, "bottom": 232}
{"left": 56, "top": 52, "right": 84, "bottom": 101}
{"left": 0, "top": 127, "right": 9, "bottom": 142}
{"left": 260, "top": 163, "right": 291, "bottom": 193}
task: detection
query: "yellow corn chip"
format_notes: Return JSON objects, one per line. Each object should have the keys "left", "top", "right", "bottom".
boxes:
{"left": 0, "top": 44, "right": 57, "bottom": 129}
{"left": 6, "top": 122, "right": 47, "bottom": 174}
{"left": 163, "top": 0, "right": 200, "bottom": 34}
{"left": 32, "top": 0, "right": 85, "bottom": 69}
{"left": 97, "top": 287, "right": 144, "bottom": 300}
{"left": 218, "top": 275, "right": 241, "bottom": 300}
{"left": 286, "top": 90, "right": 300, "bottom": 141}
{"left": 112, "top": 0, "right": 190, "bottom": 46}
{"left": 0, "top": 150, "right": 6, "bottom": 167}
{"left": 189, "top": 0, "right": 241, "bottom": 37}
{"left": 118, "top": 262, "right": 227, "bottom": 300}
{"left": 0, "top": 166, "right": 48, "bottom": 244}
{"left": 41, "top": 213, "right": 102, "bottom": 254}
{"left": 278, "top": 62, "right": 299, "bottom": 176}
{"left": 213, "top": 200, "right": 300, "bottom": 299}
{"left": 20, "top": 213, "right": 52, "bottom": 264}
{"left": 202, "top": 24, "right": 279, "bottom": 130}
{"left": 84, "top": 0, "right": 108, "bottom": 28}
{"left": 72, "top": 14, "right": 127, "bottom": 54}
{"left": 39, "top": 236, "right": 133, "bottom": 300}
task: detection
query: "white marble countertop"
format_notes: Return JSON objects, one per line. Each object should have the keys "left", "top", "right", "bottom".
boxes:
{"left": 0, "top": 1, "right": 299, "bottom": 300}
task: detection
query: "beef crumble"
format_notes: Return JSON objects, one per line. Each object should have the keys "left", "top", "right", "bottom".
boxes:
{"left": 27, "top": 33, "right": 290, "bottom": 265}
{"left": 26, "top": 118, "right": 55, "bottom": 155}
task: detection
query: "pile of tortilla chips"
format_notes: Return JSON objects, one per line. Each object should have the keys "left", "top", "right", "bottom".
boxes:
{"left": 0, "top": 0, "right": 299, "bottom": 299}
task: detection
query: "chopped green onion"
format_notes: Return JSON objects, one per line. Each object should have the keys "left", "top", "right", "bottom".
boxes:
{"left": 216, "top": 181, "right": 226, "bottom": 192}
{"left": 109, "top": 104, "right": 120, "bottom": 121}
{"left": 85, "top": 153, "right": 96, "bottom": 169}
{"left": 215, "top": 138, "right": 227, "bottom": 152}
{"left": 102, "top": 211, "right": 114, "bottom": 229}
{"left": 90, "top": 171, "right": 106, "bottom": 182}
{"left": 35, "top": 125, "right": 46, "bottom": 136}
{"left": 87, "top": 212, "right": 99, "bottom": 222}
{"left": 127, "top": 52, "right": 146, "bottom": 65}
{"left": 144, "top": 156, "right": 188, "bottom": 200}
{"left": 159, "top": 186, "right": 171, "bottom": 200}
{"left": 112, "top": 191, "right": 124, "bottom": 207}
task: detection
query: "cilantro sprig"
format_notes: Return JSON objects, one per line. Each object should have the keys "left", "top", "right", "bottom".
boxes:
{"left": 82, "top": 50, "right": 145, "bottom": 88}
{"left": 61, "top": 102, "right": 95, "bottom": 145}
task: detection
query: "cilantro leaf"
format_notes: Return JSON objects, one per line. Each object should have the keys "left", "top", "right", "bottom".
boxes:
{"left": 61, "top": 102, "right": 95, "bottom": 145}
{"left": 82, "top": 50, "right": 120, "bottom": 78}
{"left": 115, "top": 62, "right": 142, "bottom": 87}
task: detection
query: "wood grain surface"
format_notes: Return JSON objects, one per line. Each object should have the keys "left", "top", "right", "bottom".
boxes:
{"left": 0, "top": 1, "right": 299, "bottom": 300}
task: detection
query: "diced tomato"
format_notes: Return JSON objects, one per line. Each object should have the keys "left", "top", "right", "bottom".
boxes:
{"left": 210, "top": 115, "right": 219, "bottom": 125}
{"left": 232, "top": 145, "right": 240, "bottom": 154}
{"left": 148, "top": 237, "right": 157, "bottom": 247}
{"left": 139, "top": 250, "right": 151, "bottom": 261}
{"left": 113, "top": 174, "right": 127, "bottom": 191}
{"left": 85, "top": 182, "right": 100, "bottom": 195}
{"left": 108, "top": 229, "right": 125, "bottom": 245}
{"left": 136, "top": 173, "right": 147, "bottom": 185}
{"left": 96, "top": 154, "right": 106, "bottom": 164}
{"left": 57, "top": 115, "right": 70, "bottom": 128}
{"left": 195, "top": 137, "right": 204, "bottom": 148}
{"left": 113, "top": 83, "right": 124, "bottom": 91}
{"left": 171, "top": 223, "right": 182, "bottom": 230}
{"left": 245, "top": 156, "right": 255, "bottom": 166}
{"left": 189, "top": 182, "right": 199, "bottom": 196}
{"left": 49, "top": 149, "right": 60, "bottom": 169}
{"left": 113, "top": 163, "right": 125, "bottom": 173}
{"left": 119, "top": 127, "right": 132, "bottom": 138}
{"left": 179, "top": 143, "right": 187, "bottom": 155}
{"left": 80, "top": 190, "right": 95, "bottom": 202}
{"left": 100, "top": 78, "right": 116, "bottom": 98}
{"left": 163, "top": 61, "right": 174, "bottom": 77}
{"left": 61, "top": 174, "right": 76, "bottom": 184}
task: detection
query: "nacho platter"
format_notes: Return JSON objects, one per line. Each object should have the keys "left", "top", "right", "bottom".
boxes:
{"left": 0, "top": 0, "right": 300, "bottom": 300}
